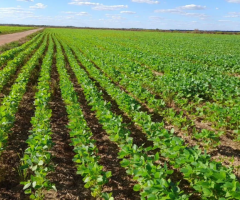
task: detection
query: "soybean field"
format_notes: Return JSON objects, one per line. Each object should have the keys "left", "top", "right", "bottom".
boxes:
{"left": 0, "top": 28, "right": 240, "bottom": 200}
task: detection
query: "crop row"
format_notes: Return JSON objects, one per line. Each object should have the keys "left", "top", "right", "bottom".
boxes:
{"left": 85, "top": 30, "right": 240, "bottom": 74}
{"left": 53, "top": 37, "right": 112, "bottom": 199}
{"left": 0, "top": 34, "right": 48, "bottom": 155}
{"left": 66, "top": 30, "right": 240, "bottom": 134}
{"left": 0, "top": 33, "right": 41, "bottom": 67}
{"left": 20, "top": 35, "right": 55, "bottom": 199}
{"left": 59, "top": 36, "right": 189, "bottom": 199}
{"left": 0, "top": 33, "right": 45, "bottom": 93}
{"left": 64, "top": 35, "right": 224, "bottom": 147}
{"left": 92, "top": 36, "right": 240, "bottom": 132}
{"left": 54, "top": 32, "right": 240, "bottom": 199}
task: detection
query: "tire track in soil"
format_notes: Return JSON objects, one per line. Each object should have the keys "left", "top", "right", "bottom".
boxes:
{"left": 46, "top": 53, "right": 93, "bottom": 200}
{"left": 0, "top": 51, "right": 44, "bottom": 200}
{"left": 61, "top": 48, "right": 140, "bottom": 199}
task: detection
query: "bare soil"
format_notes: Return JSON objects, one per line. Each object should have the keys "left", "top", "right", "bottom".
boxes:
{"left": 0, "top": 37, "right": 43, "bottom": 104}
{"left": 0, "top": 56, "right": 42, "bottom": 200}
{"left": 0, "top": 28, "right": 43, "bottom": 47}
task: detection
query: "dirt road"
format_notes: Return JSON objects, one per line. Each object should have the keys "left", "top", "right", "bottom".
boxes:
{"left": 0, "top": 28, "right": 43, "bottom": 46}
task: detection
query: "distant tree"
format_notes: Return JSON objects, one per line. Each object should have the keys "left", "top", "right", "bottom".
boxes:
{"left": 193, "top": 29, "right": 200, "bottom": 33}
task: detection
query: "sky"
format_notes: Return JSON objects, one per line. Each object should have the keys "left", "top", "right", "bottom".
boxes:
{"left": 0, "top": 0, "right": 240, "bottom": 30}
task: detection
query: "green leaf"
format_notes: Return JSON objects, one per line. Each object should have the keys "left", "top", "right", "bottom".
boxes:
{"left": 32, "top": 165, "right": 37, "bottom": 171}
{"left": 25, "top": 189, "right": 32, "bottom": 194}
{"left": 133, "top": 184, "right": 141, "bottom": 191}
{"left": 154, "top": 152, "right": 159, "bottom": 161}
{"left": 38, "top": 160, "right": 44, "bottom": 166}
{"left": 97, "top": 176, "right": 103, "bottom": 183}
{"left": 52, "top": 185, "right": 57, "bottom": 191}
{"left": 84, "top": 177, "right": 91, "bottom": 183}
{"left": 202, "top": 188, "right": 212, "bottom": 196}
{"left": 32, "top": 181, "right": 36, "bottom": 188}
{"left": 23, "top": 182, "right": 31, "bottom": 190}
{"left": 106, "top": 171, "right": 112, "bottom": 178}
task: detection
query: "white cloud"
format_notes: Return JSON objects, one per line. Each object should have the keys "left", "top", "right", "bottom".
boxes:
{"left": 66, "top": 16, "right": 75, "bottom": 19}
{"left": 62, "top": 11, "right": 76, "bottom": 14}
{"left": 226, "top": 0, "right": 240, "bottom": 3}
{"left": 155, "top": 9, "right": 183, "bottom": 14}
{"left": 178, "top": 4, "right": 206, "bottom": 10}
{"left": 69, "top": 1, "right": 100, "bottom": 6}
{"left": 62, "top": 11, "right": 89, "bottom": 16}
{"left": 30, "top": 3, "right": 47, "bottom": 9}
{"left": 106, "top": 14, "right": 125, "bottom": 20}
{"left": 76, "top": 12, "right": 88, "bottom": 16}
{"left": 225, "top": 12, "right": 240, "bottom": 17}
{"left": 131, "top": 0, "right": 159, "bottom": 4}
{"left": 120, "top": 11, "right": 136, "bottom": 14}
{"left": 0, "top": 7, "right": 33, "bottom": 15}
{"left": 17, "top": 0, "right": 34, "bottom": 2}
{"left": 149, "top": 16, "right": 164, "bottom": 20}
{"left": 155, "top": 4, "right": 206, "bottom": 13}
{"left": 93, "top": 5, "right": 128, "bottom": 11}
{"left": 155, "top": 4, "right": 208, "bottom": 19}
{"left": 218, "top": 20, "right": 231, "bottom": 22}
{"left": 183, "top": 13, "right": 208, "bottom": 19}
{"left": 216, "top": 7, "right": 219, "bottom": 10}
{"left": 69, "top": 0, "right": 127, "bottom": 11}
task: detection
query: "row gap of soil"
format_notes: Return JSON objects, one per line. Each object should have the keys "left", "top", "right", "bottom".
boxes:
{"left": 46, "top": 44, "right": 93, "bottom": 200}
{"left": 59, "top": 42, "right": 140, "bottom": 200}
{"left": 70, "top": 46, "right": 200, "bottom": 199}
{"left": 0, "top": 37, "right": 48, "bottom": 200}
{"left": 0, "top": 35, "right": 46, "bottom": 105}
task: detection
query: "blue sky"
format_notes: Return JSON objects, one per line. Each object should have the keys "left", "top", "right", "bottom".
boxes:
{"left": 0, "top": 0, "right": 240, "bottom": 30}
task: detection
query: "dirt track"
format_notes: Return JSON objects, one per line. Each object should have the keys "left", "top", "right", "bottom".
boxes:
{"left": 0, "top": 28, "right": 43, "bottom": 46}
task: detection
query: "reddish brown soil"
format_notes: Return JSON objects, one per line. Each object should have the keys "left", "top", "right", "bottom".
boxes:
{"left": 0, "top": 28, "right": 43, "bottom": 46}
